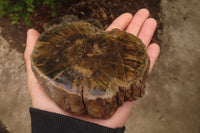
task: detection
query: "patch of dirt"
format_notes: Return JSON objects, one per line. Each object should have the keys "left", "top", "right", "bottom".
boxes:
{"left": 0, "top": 0, "right": 162, "bottom": 54}
{"left": 0, "top": 17, "right": 28, "bottom": 53}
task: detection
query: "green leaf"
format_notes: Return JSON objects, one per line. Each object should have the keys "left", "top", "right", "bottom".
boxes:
{"left": 12, "top": 20, "right": 19, "bottom": 25}
{"left": 27, "top": 7, "right": 33, "bottom": 12}
{"left": 51, "top": 10, "right": 56, "bottom": 17}
{"left": 0, "top": 12, "right": 5, "bottom": 17}
{"left": 0, "top": 0, "right": 57, "bottom": 26}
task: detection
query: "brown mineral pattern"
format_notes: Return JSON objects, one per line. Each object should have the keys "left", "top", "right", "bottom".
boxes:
{"left": 31, "top": 20, "right": 149, "bottom": 119}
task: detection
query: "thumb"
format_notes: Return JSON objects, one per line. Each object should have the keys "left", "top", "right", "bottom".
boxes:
{"left": 24, "top": 29, "right": 40, "bottom": 95}
{"left": 24, "top": 29, "right": 40, "bottom": 63}
{"left": 24, "top": 29, "right": 40, "bottom": 74}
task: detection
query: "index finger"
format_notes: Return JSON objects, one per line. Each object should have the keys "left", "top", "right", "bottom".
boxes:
{"left": 106, "top": 13, "right": 133, "bottom": 31}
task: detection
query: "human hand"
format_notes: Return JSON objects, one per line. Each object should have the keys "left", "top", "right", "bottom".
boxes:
{"left": 24, "top": 9, "right": 160, "bottom": 128}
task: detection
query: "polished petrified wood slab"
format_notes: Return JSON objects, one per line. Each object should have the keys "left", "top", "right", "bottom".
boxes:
{"left": 31, "top": 20, "right": 150, "bottom": 119}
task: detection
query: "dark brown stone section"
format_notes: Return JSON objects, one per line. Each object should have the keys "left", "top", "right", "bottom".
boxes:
{"left": 31, "top": 20, "right": 149, "bottom": 119}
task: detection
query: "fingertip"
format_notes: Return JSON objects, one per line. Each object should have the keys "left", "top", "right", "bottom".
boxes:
{"left": 147, "top": 18, "right": 157, "bottom": 27}
{"left": 122, "top": 12, "right": 133, "bottom": 18}
{"left": 148, "top": 43, "right": 160, "bottom": 59}
{"left": 137, "top": 18, "right": 157, "bottom": 46}
{"left": 126, "top": 8, "right": 150, "bottom": 36}
{"left": 149, "top": 43, "right": 160, "bottom": 53}
{"left": 106, "top": 13, "right": 133, "bottom": 31}
{"left": 27, "top": 28, "right": 40, "bottom": 37}
{"left": 138, "top": 8, "right": 150, "bottom": 16}
{"left": 27, "top": 29, "right": 33, "bottom": 35}
{"left": 147, "top": 43, "right": 160, "bottom": 72}
{"left": 26, "top": 28, "right": 40, "bottom": 46}
{"left": 25, "top": 29, "right": 40, "bottom": 62}
{"left": 149, "top": 42, "right": 159, "bottom": 47}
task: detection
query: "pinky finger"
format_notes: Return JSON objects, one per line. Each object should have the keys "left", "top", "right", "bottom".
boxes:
{"left": 147, "top": 43, "right": 160, "bottom": 73}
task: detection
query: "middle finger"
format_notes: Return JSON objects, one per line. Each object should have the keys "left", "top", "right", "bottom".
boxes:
{"left": 126, "top": 9, "right": 149, "bottom": 36}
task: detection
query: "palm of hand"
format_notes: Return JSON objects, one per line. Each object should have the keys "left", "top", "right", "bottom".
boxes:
{"left": 24, "top": 9, "right": 160, "bottom": 128}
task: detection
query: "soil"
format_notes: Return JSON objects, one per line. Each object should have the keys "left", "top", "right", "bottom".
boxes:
{"left": 0, "top": 0, "right": 161, "bottom": 54}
